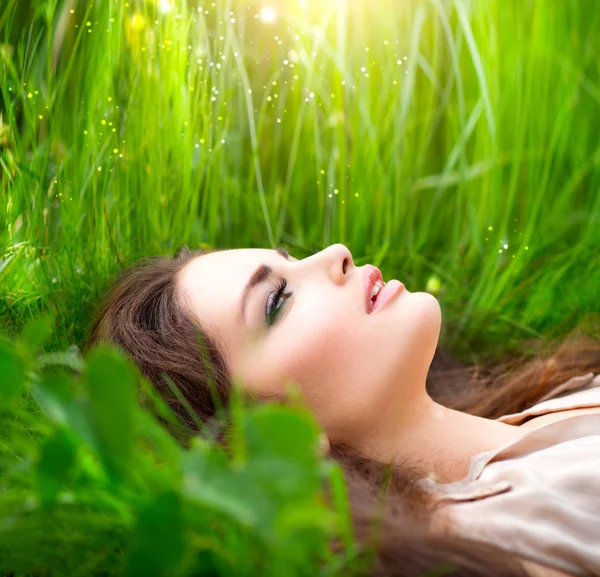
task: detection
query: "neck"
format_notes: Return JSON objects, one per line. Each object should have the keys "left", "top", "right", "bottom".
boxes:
{"left": 351, "top": 389, "right": 525, "bottom": 484}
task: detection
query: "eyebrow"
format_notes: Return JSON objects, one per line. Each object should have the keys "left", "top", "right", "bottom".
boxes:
{"left": 239, "top": 246, "right": 291, "bottom": 327}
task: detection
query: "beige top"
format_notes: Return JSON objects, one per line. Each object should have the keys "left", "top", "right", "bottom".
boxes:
{"left": 416, "top": 372, "right": 600, "bottom": 576}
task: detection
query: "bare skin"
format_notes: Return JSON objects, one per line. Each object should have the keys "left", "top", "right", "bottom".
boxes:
{"left": 176, "top": 243, "right": 528, "bottom": 484}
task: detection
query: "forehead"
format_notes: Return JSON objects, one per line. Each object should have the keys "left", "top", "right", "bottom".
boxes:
{"left": 182, "top": 248, "right": 279, "bottom": 286}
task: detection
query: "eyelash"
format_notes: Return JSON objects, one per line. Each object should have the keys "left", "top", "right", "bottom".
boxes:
{"left": 265, "top": 278, "right": 292, "bottom": 326}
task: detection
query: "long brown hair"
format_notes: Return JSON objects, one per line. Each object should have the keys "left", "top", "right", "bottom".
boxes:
{"left": 83, "top": 245, "right": 600, "bottom": 577}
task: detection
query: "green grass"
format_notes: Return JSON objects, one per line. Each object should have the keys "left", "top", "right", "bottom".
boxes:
{"left": 0, "top": 0, "right": 599, "bottom": 574}
{"left": 2, "top": 0, "right": 598, "bottom": 359}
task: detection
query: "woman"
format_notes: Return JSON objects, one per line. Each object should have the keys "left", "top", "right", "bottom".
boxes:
{"left": 84, "top": 243, "right": 600, "bottom": 577}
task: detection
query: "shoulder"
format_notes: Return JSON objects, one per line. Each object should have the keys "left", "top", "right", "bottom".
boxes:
{"left": 497, "top": 372, "right": 600, "bottom": 426}
{"left": 519, "top": 406, "right": 600, "bottom": 431}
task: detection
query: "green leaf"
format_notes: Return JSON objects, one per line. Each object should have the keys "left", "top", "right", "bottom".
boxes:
{"left": 37, "top": 427, "right": 77, "bottom": 510}
{"left": 243, "top": 405, "right": 322, "bottom": 500}
{"left": 19, "top": 313, "right": 53, "bottom": 355}
{"left": 0, "top": 338, "right": 27, "bottom": 404}
{"left": 125, "top": 491, "right": 186, "bottom": 577}
{"left": 84, "top": 345, "right": 136, "bottom": 483}
{"left": 30, "top": 374, "right": 100, "bottom": 454}
{"left": 183, "top": 404, "right": 328, "bottom": 546}
{"left": 183, "top": 439, "right": 270, "bottom": 530}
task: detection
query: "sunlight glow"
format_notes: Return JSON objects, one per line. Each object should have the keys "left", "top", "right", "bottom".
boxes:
{"left": 157, "top": 0, "right": 174, "bottom": 14}
{"left": 260, "top": 6, "right": 277, "bottom": 23}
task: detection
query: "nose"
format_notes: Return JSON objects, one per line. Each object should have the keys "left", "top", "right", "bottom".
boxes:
{"left": 315, "top": 243, "right": 354, "bottom": 285}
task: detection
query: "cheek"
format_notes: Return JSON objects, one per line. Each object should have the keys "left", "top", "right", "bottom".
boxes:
{"left": 273, "top": 307, "right": 374, "bottom": 433}
{"left": 278, "top": 307, "right": 355, "bottom": 393}
{"left": 234, "top": 304, "right": 353, "bottom": 402}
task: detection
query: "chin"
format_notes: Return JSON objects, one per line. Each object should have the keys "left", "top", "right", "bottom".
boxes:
{"left": 404, "top": 291, "right": 442, "bottom": 345}
{"left": 423, "top": 292, "right": 442, "bottom": 334}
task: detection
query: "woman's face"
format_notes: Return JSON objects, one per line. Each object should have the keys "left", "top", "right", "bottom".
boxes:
{"left": 176, "top": 244, "right": 441, "bottom": 444}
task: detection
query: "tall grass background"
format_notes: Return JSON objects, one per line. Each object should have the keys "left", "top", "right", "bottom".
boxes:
{"left": 2, "top": 0, "right": 598, "bottom": 358}
{"left": 0, "top": 0, "right": 599, "bottom": 574}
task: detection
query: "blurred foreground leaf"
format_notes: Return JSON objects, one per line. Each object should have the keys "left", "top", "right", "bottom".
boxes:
{"left": 244, "top": 404, "right": 322, "bottom": 501}
{"left": 125, "top": 491, "right": 186, "bottom": 577}
{"left": 84, "top": 345, "right": 136, "bottom": 484}
{"left": 0, "top": 337, "right": 27, "bottom": 404}
{"left": 31, "top": 373, "right": 100, "bottom": 454}
{"left": 37, "top": 427, "right": 77, "bottom": 510}
{"left": 183, "top": 440, "right": 266, "bottom": 530}
{"left": 19, "top": 313, "right": 53, "bottom": 356}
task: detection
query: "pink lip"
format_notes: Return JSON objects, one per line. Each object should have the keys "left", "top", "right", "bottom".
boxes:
{"left": 363, "top": 265, "right": 404, "bottom": 314}
{"left": 363, "top": 265, "right": 383, "bottom": 314}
